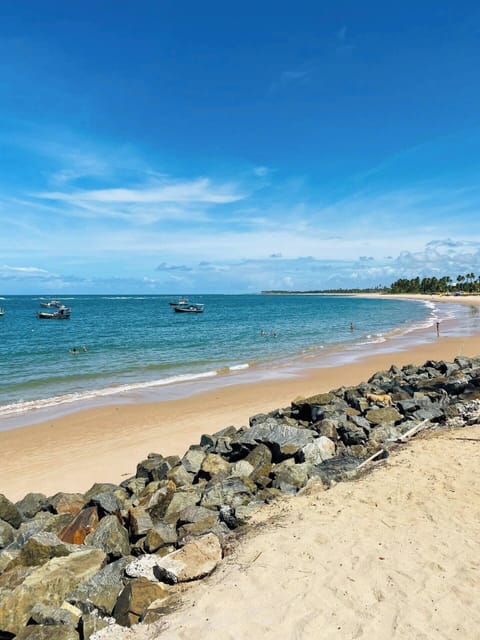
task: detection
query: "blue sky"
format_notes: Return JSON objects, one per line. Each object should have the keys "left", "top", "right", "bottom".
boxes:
{"left": 2, "top": 1, "right": 480, "bottom": 293}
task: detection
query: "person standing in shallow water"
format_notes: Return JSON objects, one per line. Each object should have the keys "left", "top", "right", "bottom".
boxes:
{"left": 436, "top": 321, "right": 440, "bottom": 337}
{"left": 350, "top": 322, "right": 354, "bottom": 331}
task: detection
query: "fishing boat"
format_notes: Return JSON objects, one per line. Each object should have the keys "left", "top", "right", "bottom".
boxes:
{"left": 173, "top": 303, "right": 204, "bottom": 313}
{"left": 168, "top": 297, "right": 189, "bottom": 306}
{"left": 40, "top": 299, "right": 62, "bottom": 308}
{"left": 37, "top": 305, "right": 71, "bottom": 319}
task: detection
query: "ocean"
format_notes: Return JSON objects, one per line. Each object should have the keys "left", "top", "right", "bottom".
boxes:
{"left": 0, "top": 294, "right": 476, "bottom": 428}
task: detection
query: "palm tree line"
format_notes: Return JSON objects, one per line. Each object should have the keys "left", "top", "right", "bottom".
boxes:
{"left": 389, "top": 273, "right": 479, "bottom": 294}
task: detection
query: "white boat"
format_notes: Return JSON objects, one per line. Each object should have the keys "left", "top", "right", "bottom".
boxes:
{"left": 0, "top": 308, "right": 4, "bottom": 317}
{"left": 40, "top": 299, "right": 62, "bottom": 308}
{"left": 37, "top": 305, "right": 71, "bottom": 319}
{"left": 169, "top": 297, "right": 189, "bottom": 306}
{"left": 173, "top": 303, "right": 204, "bottom": 313}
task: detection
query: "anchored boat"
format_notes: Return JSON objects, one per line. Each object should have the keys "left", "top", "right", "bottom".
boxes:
{"left": 37, "top": 305, "right": 71, "bottom": 319}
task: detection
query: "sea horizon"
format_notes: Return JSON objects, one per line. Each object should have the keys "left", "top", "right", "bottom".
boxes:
{"left": 1, "top": 293, "right": 478, "bottom": 431}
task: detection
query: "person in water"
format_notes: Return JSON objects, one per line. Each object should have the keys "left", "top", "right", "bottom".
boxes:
{"left": 69, "top": 347, "right": 78, "bottom": 355}
{"left": 82, "top": 345, "right": 88, "bottom": 352}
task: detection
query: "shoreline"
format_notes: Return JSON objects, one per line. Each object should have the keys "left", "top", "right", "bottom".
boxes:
{"left": 2, "top": 327, "right": 480, "bottom": 502}
{"left": 1, "top": 294, "right": 480, "bottom": 502}
{"left": 0, "top": 293, "right": 469, "bottom": 430}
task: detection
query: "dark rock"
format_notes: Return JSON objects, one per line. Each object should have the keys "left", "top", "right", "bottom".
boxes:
{"left": 113, "top": 577, "right": 170, "bottom": 627}
{"left": 337, "top": 423, "right": 367, "bottom": 446}
{"left": 0, "top": 494, "right": 22, "bottom": 529}
{"left": 311, "top": 456, "right": 360, "bottom": 484}
{"left": 15, "top": 494, "right": 48, "bottom": 520}
{"left": 84, "top": 515, "right": 130, "bottom": 559}
{"left": 0, "top": 520, "right": 14, "bottom": 549}
{"left": 181, "top": 446, "right": 207, "bottom": 475}
{"left": 83, "top": 484, "right": 119, "bottom": 502}
{"left": 200, "top": 477, "right": 254, "bottom": 509}
{"left": 88, "top": 492, "right": 123, "bottom": 517}
{"left": 231, "top": 420, "right": 314, "bottom": 462}
{"left": 219, "top": 505, "right": 238, "bottom": 529}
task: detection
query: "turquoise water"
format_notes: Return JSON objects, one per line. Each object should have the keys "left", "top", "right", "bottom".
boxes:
{"left": 0, "top": 294, "right": 454, "bottom": 423}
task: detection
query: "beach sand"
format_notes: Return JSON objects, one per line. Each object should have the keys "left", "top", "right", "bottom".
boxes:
{"left": 1, "top": 294, "right": 480, "bottom": 502}
{"left": 111, "top": 424, "right": 478, "bottom": 640}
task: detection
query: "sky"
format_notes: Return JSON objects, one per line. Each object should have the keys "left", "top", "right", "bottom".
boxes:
{"left": 2, "top": 1, "right": 480, "bottom": 294}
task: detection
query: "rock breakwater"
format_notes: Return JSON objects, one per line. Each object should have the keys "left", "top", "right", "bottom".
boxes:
{"left": 1, "top": 356, "right": 480, "bottom": 638}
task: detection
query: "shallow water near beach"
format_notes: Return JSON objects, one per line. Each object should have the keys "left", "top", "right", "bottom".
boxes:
{"left": 0, "top": 294, "right": 477, "bottom": 429}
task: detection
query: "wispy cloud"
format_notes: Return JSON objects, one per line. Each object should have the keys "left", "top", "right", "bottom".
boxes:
{"left": 37, "top": 178, "right": 246, "bottom": 205}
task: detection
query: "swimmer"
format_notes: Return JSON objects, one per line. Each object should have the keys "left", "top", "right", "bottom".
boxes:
{"left": 82, "top": 345, "right": 88, "bottom": 352}
{"left": 69, "top": 347, "right": 78, "bottom": 355}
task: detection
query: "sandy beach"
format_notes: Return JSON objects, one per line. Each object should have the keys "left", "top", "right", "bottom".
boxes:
{"left": 1, "top": 294, "right": 480, "bottom": 502}
{"left": 106, "top": 423, "right": 478, "bottom": 640}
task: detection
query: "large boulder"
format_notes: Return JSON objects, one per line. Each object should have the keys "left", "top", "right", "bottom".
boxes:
{"left": 15, "top": 493, "right": 48, "bottom": 520}
{"left": 113, "top": 577, "right": 170, "bottom": 627}
{"left": 297, "top": 437, "right": 336, "bottom": 464}
{"left": 59, "top": 506, "right": 100, "bottom": 545}
{"left": 68, "top": 555, "right": 133, "bottom": 616}
{"left": 231, "top": 420, "right": 314, "bottom": 462}
{"left": 84, "top": 515, "right": 130, "bottom": 559}
{"left": 152, "top": 532, "right": 222, "bottom": 584}
{"left": 0, "top": 548, "right": 106, "bottom": 635}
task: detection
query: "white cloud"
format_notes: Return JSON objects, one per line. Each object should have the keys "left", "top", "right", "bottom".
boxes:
{"left": 37, "top": 178, "right": 245, "bottom": 205}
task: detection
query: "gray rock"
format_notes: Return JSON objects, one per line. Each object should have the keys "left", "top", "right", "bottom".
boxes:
{"left": 181, "top": 446, "right": 207, "bottom": 474}
{"left": 200, "top": 477, "right": 254, "bottom": 509}
{"left": 0, "top": 493, "right": 23, "bottom": 528}
{"left": 369, "top": 424, "right": 402, "bottom": 442}
{"left": 144, "top": 523, "right": 177, "bottom": 553}
{"left": 84, "top": 515, "right": 130, "bottom": 559}
{"left": 0, "top": 518, "right": 14, "bottom": 548}
{"left": 88, "top": 492, "right": 123, "bottom": 516}
{"left": 68, "top": 555, "right": 133, "bottom": 616}
{"left": 128, "top": 506, "right": 153, "bottom": 538}
{"left": 163, "top": 489, "right": 200, "bottom": 523}
{"left": 166, "top": 464, "right": 193, "bottom": 487}
{"left": 232, "top": 420, "right": 314, "bottom": 462}
{"left": 15, "top": 493, "right": 48, "bottom": 520}
{"left": 271, "top": 461, "right": 311, "bottom": 492}
{"left": 83, "top": 484, "right": 119, "bottom": 502}
{"left": 311, "top": 456, "right": 360, "bottom": 484}
{"left": 11, "top": 531, "right": 76, "bottom": 568}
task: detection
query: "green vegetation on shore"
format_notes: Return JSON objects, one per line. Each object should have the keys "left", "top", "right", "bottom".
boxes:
{"left": 263, "top": 272, "right": 480, "bottom": 295}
